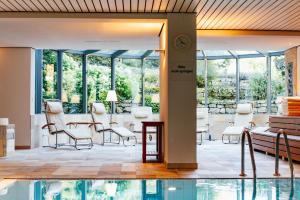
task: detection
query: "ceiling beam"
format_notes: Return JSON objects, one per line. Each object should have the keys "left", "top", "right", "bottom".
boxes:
{"left": 228, "top": 50, "right": 238, "bottom": 59}
{"left": 111, "top": 50, "right": 127, "bottom": 58}
{"left": 197, "top": 30, "right": 300, "bottom": 37}
{"left": 141, "top": 50, "right": 153, "bottom": 59}
{"left": 83, "top": 50, "right": 100, "bottom": 55}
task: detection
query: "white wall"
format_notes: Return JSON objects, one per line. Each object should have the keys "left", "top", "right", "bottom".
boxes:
{"left": 0, "top": 48, "right": 35, "bottom": 148}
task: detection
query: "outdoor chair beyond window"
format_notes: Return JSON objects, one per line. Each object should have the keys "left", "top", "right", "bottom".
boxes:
{"left": 42, "top": 100, "right": 94, "bottom": 150}
{"left": 90, "top": 102, "right": 137, "bottom": 146}
{"left": 196, "top": 107, "right": 209, "bottom": 145}
{"left": 222, "top": 103, "right": 255, "bottom": 144}
{"left": 130, "top": 106, "right": 156, "bottom": 143}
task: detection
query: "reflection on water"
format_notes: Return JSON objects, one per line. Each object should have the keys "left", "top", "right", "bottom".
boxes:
{"left": 0, "top": 179, "right": 299, "bottom": 200}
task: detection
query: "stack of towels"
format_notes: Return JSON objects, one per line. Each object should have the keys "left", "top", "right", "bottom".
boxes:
{"left": 282, "top": 97, "right": 300, "bottom": 116}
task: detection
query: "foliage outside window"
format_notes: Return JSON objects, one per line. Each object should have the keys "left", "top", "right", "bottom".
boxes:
{"left": 240, "top": 57, "right": 267, "bottom": 113}
{"left": 62, "top": 53, "right": 83, "bottom": 114}
{"left": 207, "top": 59, "right": 236, "bottom": 102}
{"left": 196, "top": 60, "right": 205, "bottom": 106}
{"left": 116, "top": 58, "right": 141, "bottom": 113}
{"left": 87, "top": 55, "right": 111, "bottom": 111}
{"left": 206, "top": 59, "right": 236, "bottom": 114}
{"left": 144, "top": 59, "right": 160, "bottom": 113}
{"left": 271, "top": 55, "right": 286, "bottom": 113}
{"left": 42, "top": 50, "right": 57, "bottom": 101}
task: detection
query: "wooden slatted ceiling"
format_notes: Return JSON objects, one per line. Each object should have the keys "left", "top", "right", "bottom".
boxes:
{"left": 0, "top": 0, "right": 300, "bottom": 31}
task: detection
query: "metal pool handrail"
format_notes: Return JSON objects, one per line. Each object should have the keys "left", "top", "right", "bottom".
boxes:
{"left": 273, "top": 129, "right": 294, "bottom": 179}
{"left": 240, "top": 128, "right": 256, "bottom": 178}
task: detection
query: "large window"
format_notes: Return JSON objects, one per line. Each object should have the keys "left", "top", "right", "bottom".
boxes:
{"left": 240, "top": 57, "right": 267, "bottom": 113}
{"left": 195, "top": 51, "right": 286, "bottom": 114}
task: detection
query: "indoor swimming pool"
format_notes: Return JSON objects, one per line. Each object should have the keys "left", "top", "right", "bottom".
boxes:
{"left": 0, "top": 179, "right": 298, "bottom": 200}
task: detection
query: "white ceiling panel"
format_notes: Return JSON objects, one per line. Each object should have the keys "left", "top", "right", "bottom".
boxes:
{"left": 0, "top": 0, "right": 299, "bottom": 31}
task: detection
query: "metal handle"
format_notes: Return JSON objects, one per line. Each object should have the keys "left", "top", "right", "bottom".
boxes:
{"left": 240, "top": 128, "right": 256, "bottom": 178}
{"left": 274, "top": 129, "right": 294, "bottom": 179}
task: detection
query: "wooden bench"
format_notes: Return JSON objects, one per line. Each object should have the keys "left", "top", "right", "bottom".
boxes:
{"left": 251, "top": 115, "right": 300, "bottom": 162}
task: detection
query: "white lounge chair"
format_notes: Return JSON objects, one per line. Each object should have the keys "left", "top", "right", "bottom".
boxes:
{"left": 42, "top": 100, "right": 94, "bottom": 150}
{"left": 222, "top": 103, "right": 255, "bottom": 144}
{"left": 196, "top": 107, "right": 209, "bottom": 145}
{"left": 90, "top": 102, "right": 137, "bottom": 146}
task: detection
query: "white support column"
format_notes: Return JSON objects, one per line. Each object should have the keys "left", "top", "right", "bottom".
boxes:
{"left": 160, "top": 13, "right": 197, "bottom": 169}
{"left": 0, "top": 48, "right": 35, "bottom": 148}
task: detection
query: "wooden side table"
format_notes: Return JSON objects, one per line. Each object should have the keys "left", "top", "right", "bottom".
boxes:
{"left": 142, "top": 121, "right": 164, "bottom": 163}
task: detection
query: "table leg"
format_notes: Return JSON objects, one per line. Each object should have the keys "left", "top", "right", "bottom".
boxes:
{"left": 158, "top": 125, "right": 162, "bottom": 163}
{"left": 156, "top": 126, "right": 159, "bottom": 159}
{"left": 142, "top": 125, "right": 146, "bottom": 163}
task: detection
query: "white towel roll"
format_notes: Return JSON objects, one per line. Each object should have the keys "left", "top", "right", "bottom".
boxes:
{"left": 0, "top": 118, "right": 9, "bottom": 126}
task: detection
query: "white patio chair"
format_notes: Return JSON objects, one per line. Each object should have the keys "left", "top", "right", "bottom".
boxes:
{"left": 196, "top": 107, "right": 209, "bottom": 145}
{"left": 222, "top": 103, "right": 255, "bottom": 144}
{"left": 42, "top": 100, "right": 94, "bottom": 150}
{"left": 90, "top": 102, "right": 137, "bottom": 146}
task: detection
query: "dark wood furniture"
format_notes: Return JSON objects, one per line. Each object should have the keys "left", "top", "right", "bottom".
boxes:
{"left": 142, "top": 121, "right": 164, "bottom": 163}
{"left": 251, "top": 116, "right": 300, "bottom": 162}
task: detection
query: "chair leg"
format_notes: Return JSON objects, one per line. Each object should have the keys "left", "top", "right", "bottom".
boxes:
{"left": 90, "top": 138, "right": 93, "bottom": 148}
{"left": 55, "top": 133, "right": 58, "bottom": 149}
{"left": 75, "top": 139, "right": 78, "bottom": 150}
{"left": 122, "top": 137, "right": 126, "bottom": 147}
{"left": 134, "top": 136, "right": 137, "bottom": 146}
{"left": 102, "top": 131, "right": 105, "bottom": 146}
{"left": 198, "top": 133, "right": 203, "bottom": 145}
{"left": 118, "top": 135, "right": 121, "bottom": 144}
{"left": 222, "top": 135, "right": 240, "bottom": 144}
{"left": 222, "top": 135, "right": 224, "bottom": 143}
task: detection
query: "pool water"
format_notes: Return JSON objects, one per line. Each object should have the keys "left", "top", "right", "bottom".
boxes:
{"left": 0, "top": 179, "right": 298, "bottom": 200}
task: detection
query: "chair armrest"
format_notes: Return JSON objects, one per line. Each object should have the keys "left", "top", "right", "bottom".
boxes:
{"left": 66, "top": 122, "right": 93, "bottom": 125}
{"left": 129, "top": 122, "right": 135, "bottom": 131}
{"left": 67, "top": 122, "right": 99, "bottom": 128}
{"left": 88, "top": 122, "right": 103, "bottom": 128}
{"left": 42, "top": 123, "right": 58, "bottom": 134}
{"left": 249, "top": 121, "right": 256, "bottom": 128}
{"left": 42, "top": 123, "right": 55, "bottom": 129}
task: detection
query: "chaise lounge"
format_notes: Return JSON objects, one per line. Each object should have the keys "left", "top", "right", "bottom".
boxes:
{"left": 222, "top": 103, "right": 255, "bottom": 144}
{"left": 42, "top": 100, "right": 94, "bottom": 150}
{"left": 90, "top": 102, "right": 137, "bottom": 146}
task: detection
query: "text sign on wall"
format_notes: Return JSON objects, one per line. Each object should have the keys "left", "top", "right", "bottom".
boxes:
{"left": 169, "top": 61, "right": 195, "bottom": 81}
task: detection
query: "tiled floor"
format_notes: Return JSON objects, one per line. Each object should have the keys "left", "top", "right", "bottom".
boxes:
{"left": 0, "top": 141, "right": 298, "bottom": 179}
